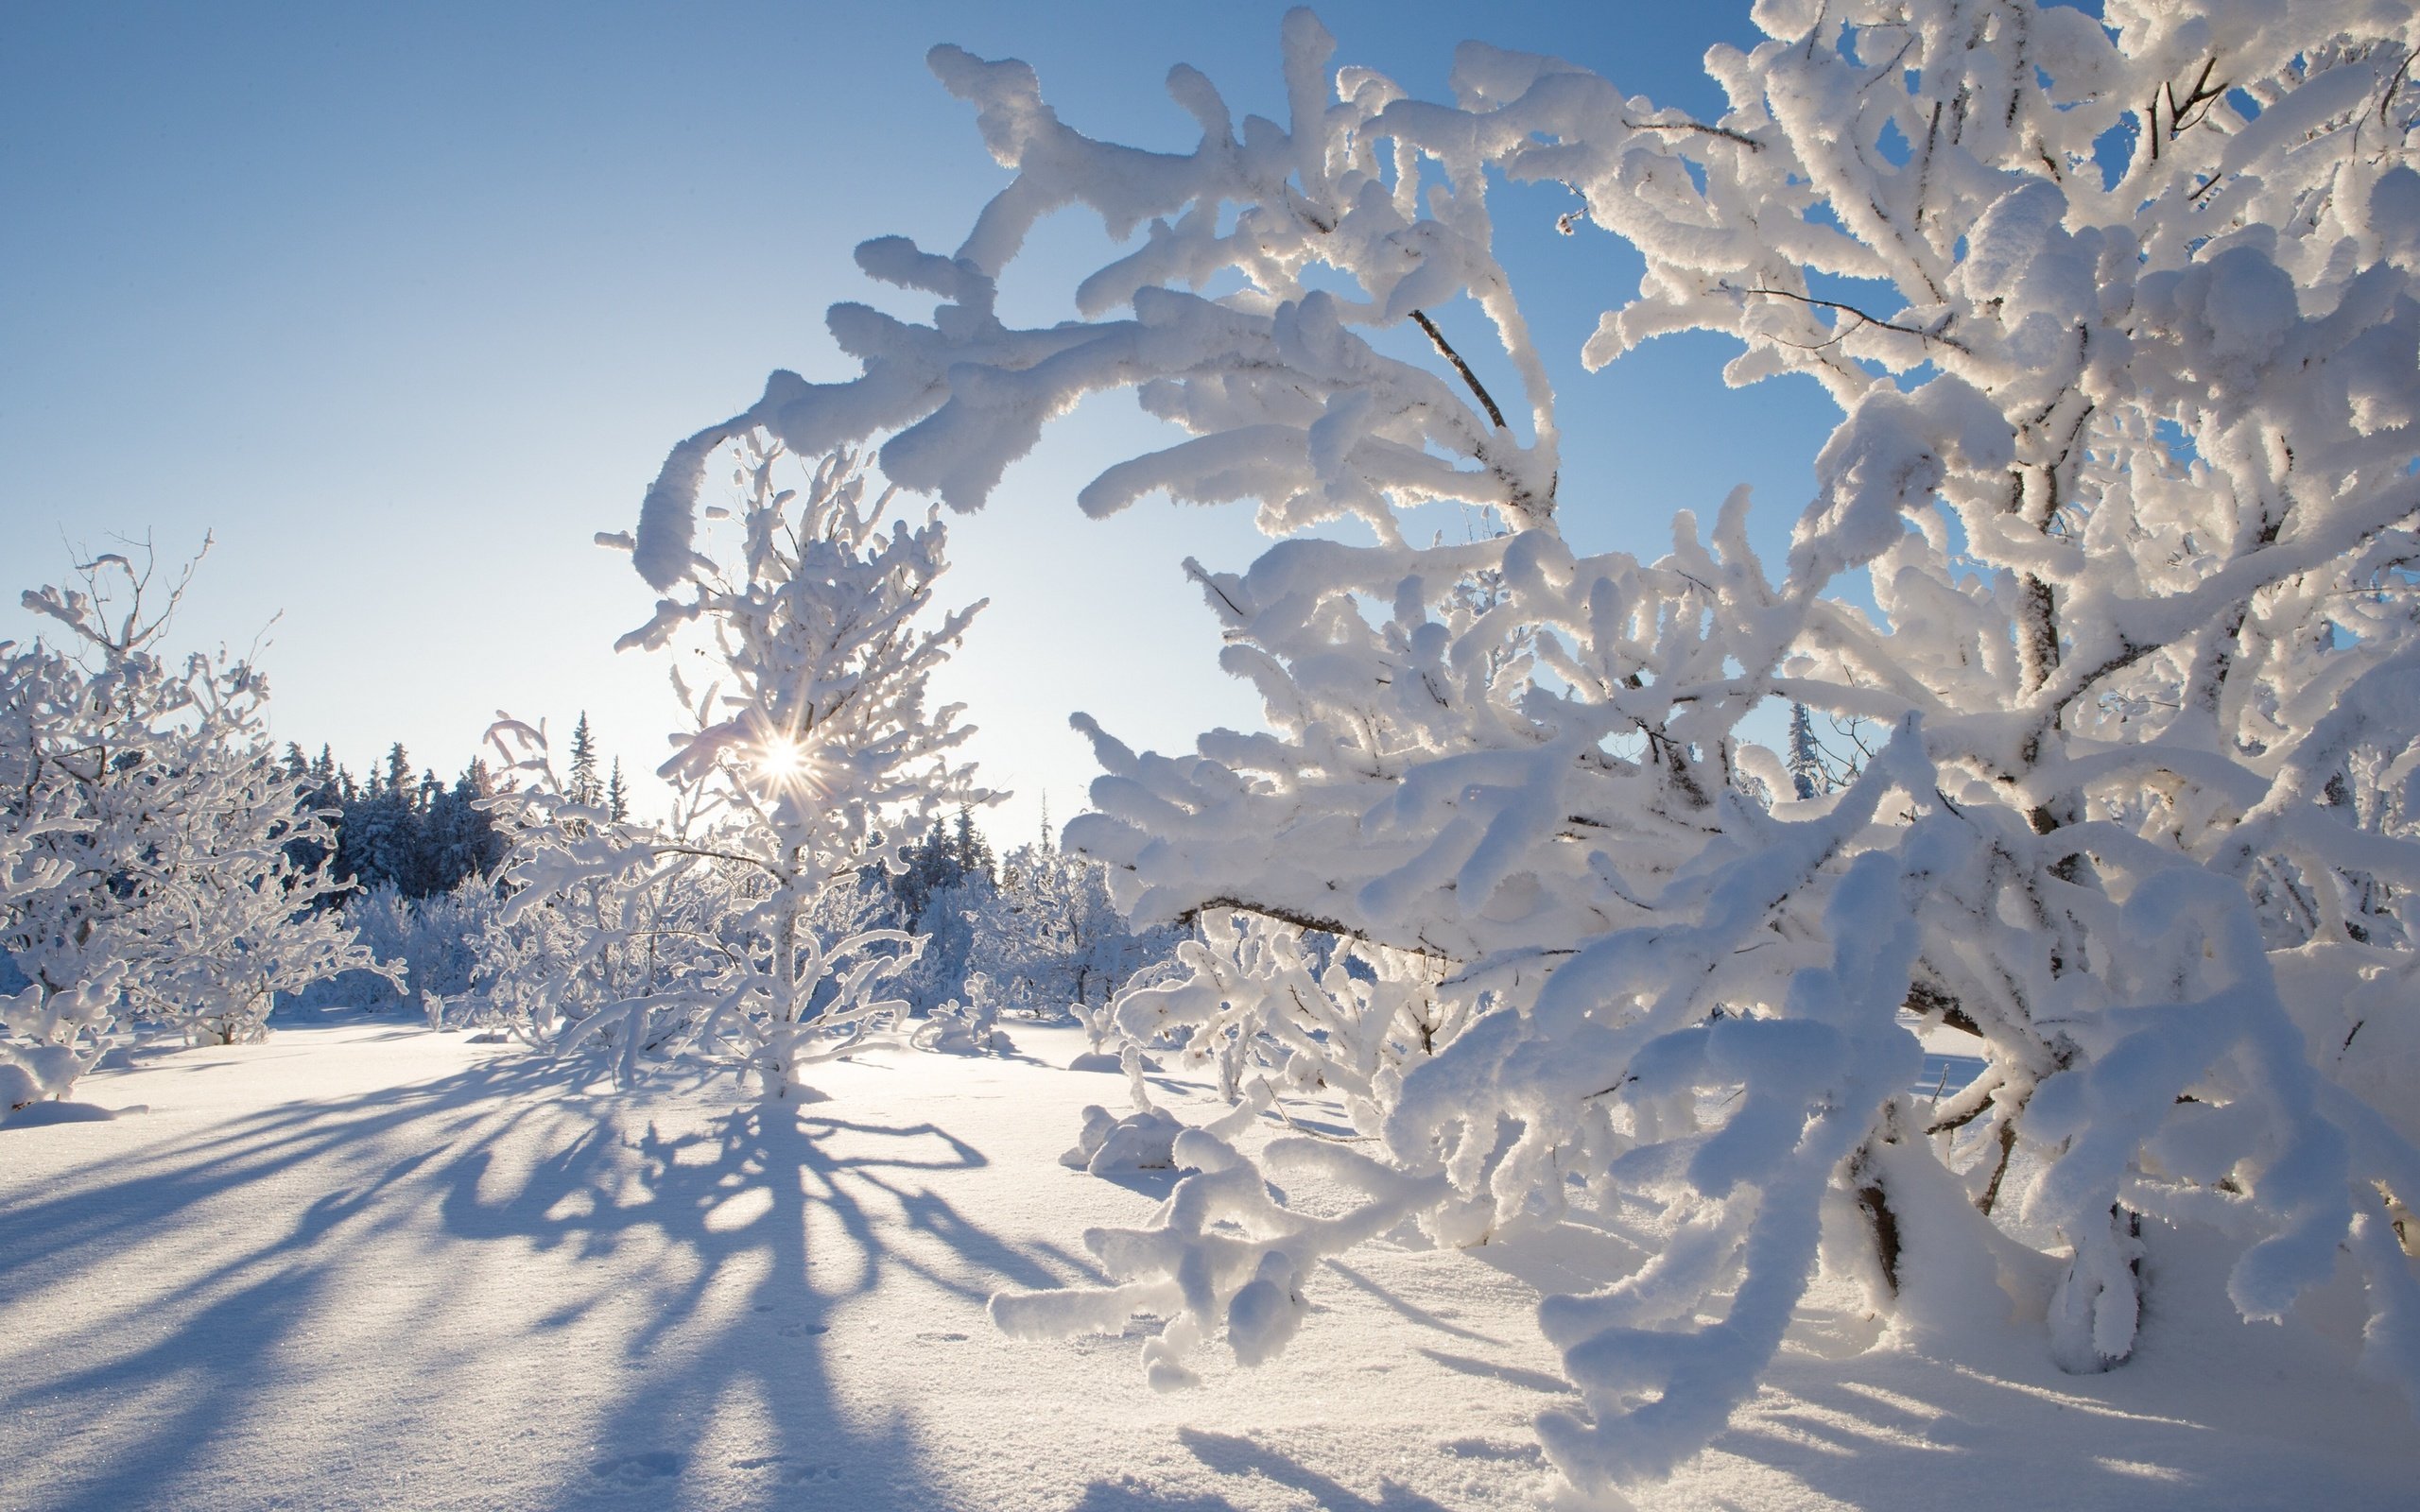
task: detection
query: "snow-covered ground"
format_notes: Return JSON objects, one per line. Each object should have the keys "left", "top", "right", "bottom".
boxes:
{"left": 3, "top": 1019, "right": 2411, "bottom": 1511}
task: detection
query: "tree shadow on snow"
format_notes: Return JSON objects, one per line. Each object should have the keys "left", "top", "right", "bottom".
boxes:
{"left": 0, "top": 1042, "right": 1078, "bottom": 1512}
{"left": 430, "top": 1093, "right": 1082, "bottom": 1512}
{"left": 0, "top": 1052, "right": 581, "bottom": 1510}
{"left": 1066, "top": 1482, "right": 1244, "bottom": 1511}
{"left": 1178, "top": 1429, "right": 1455, "bottom": 1511}
{"left": 1063, "top": 1429, "right": 1458, "bottom": 1512}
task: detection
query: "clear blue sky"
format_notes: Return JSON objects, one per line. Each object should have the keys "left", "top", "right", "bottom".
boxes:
{"left": 2, "top": 1, "right": 1843, "bottom": 846}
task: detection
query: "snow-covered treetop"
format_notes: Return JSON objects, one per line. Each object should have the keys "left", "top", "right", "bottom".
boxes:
{"left": 619, "top": 440, "right": 990, "bottom": 893}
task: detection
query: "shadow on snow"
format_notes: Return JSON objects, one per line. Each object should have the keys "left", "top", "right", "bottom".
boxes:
{"left": 0, "top": 1040, "right": 1071, "bottom": 1511}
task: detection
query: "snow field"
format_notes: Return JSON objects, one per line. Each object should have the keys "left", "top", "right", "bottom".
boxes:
{"left": 2, "top": 1019, "right": 2412, "bottom": 1511}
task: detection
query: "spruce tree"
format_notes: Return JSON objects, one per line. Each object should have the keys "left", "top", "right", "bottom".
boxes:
{"left": 1785, "top": 703, "right": 1823, "bottom": 801}
{"left": 951, "top": 805, "right": 994, "bottom": 885}
{"left": 567, "top": 713, "right": 600, "bottom": 809}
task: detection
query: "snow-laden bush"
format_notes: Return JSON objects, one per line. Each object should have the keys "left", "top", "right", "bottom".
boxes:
{"left": 471, "top": 721, "right": 745, "bottom": 1077}
{"left": 1062, "top": 1044, "right": 1186, "bottom": 1179}
{"left": 986, "top": 842, "right": 1183, "bottom": 1011}
{"left": 311, "top": 882, "right": 500, "bottom": 1018}
{"left": 911, "top": 970, "right": 1016, "bottom": 1056}
{"left": 641, "top": 1, "right": 2420, "bottom": 1495}
{"left": 1, "top": 550, "right": 388, "bottom": 1091}
{"left": 0, "top": 970, "right": 122, "bottom": 1111}
{"left": 509, "top": 441, "right": 988, "bottom": 1095}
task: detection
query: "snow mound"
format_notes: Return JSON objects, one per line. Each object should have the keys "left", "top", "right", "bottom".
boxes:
{"left": 1068, "top": 1050, "right": 1158, "bottom": 1074}
{"left": 1060, "top": 1103, "right": 1184, "bottom": 1176}
{"left": 1, "top": 1099, "right": 127, "bottom": 1127}
{"left": 912, "top": 1018, "right": 1014, "bottom": 1057}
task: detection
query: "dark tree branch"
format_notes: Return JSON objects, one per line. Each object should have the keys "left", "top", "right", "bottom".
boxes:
{"left": 1623, "top": 115, "right": 1764, "bottom": 151}
{"left": 1409, "top": 309, "right": 1512, "bottom": 431}
{"left": 1178, "top": 895, "right": 1374, "bottom": 945}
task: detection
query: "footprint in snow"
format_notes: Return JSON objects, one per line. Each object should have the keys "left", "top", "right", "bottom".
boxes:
{"left": 591, "top": 1451, "right": 683, "bottom": 1482}
{"left": 777, "top": 1321, "right": 829, "bottom": 1337}
{"left": 915, "top": 1331, "right": 970, "bottom": 1343}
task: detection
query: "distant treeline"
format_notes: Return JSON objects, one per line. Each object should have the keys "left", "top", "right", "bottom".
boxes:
{"left": 283, "top": 742, "right": 510, "bottom": 902}
{"left": 292, "top": 713, "right": 1007, "bottom": 925}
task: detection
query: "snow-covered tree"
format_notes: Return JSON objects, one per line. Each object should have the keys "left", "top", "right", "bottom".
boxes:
{"left": 314, "top": 751, "right": 506, "bottom": 902}
{"left": 1, "top": 550, "right": 387, "bottom": 1087}
{"left": 1785, "top": 701, "right": 1824, "bottom": 800}
{"left": 125, "top": 725, "right": 384, "bottom": 1046}
{"left": 587, "top": 438, "right": 992, "bottom": 1096}
{"left": 642, "top": 1, "right": 2420, "bottom": 1495}
{"left": 606, "top": 757, "right": 631, "bottom": 822}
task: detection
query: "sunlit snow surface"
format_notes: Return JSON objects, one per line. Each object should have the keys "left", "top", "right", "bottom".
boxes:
{"left": 2, "top": 1018, "right": 2411, "bottom": 1511}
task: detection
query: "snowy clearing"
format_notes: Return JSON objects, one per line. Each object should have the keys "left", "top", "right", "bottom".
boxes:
{"left": 3, "top": 1018, "right": 2410, "bottom": 1512}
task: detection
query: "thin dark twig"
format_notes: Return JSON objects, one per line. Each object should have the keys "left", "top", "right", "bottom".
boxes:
{"left": 1409, "top": 309, "right": 1511, "bottom": 430}
{"left": 1183, "top": 558, "right": 1247, "bottom": 621}
{"left": 2165, "top": 57, "right": 2229, "bottom": 140}
{"left": 1730, "top": 284, "right": 1971, "bottom": 353}
{"left": 1623, "top": 115, "right": 1763, "bottom": 151}
{"left": 2384, "top": 48, "right": 2417, "bottom": 124}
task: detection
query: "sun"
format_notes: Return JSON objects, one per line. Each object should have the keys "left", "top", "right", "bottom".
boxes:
{"left": 752, "top": 732, "right": 834, "bottom": 799}
{"left": 756, "top": 734, "right": 808, "bottom": 782}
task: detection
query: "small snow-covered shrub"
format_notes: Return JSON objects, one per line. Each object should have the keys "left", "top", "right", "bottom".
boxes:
{"left": 1060, "top": 1103, "right": 1182, "bottom": 1177}
{"left": 0, "top": 971, "right": 120, "bottom": 1112}
{"left": 1060, "top": 1047, "right": 1184, "bottom": 1177}
{"left": 911, "top": 971, "right": 1013, "bottom": 1056}
{"left": 1, "top": 550, "right": 389, "bottom": 1079}
{"left": 311, "top": 882, "right": 499, "bottom": 1018}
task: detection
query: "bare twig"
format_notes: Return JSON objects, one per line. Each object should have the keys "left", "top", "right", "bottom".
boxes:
{"left": 1623, "top": 115, "right": 1763, "bottom": 151}
{"left": 1408, "top": 309, "right": 1511, "bottom": 431}
{"left": 2384, "top": 48, "right": 2416, "bottom": 125}
{"left": 1728, "top": 284, "right": 1970, "bottom": 353}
